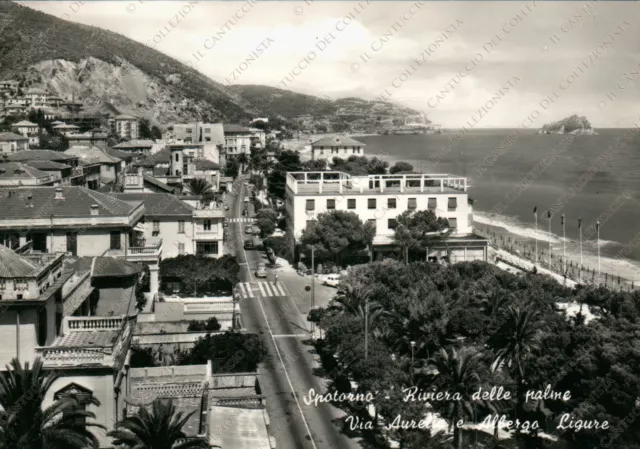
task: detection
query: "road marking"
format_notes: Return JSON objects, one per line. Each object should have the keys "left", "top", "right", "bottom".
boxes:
{"left": 276, "top": 278, "right": 309, "bottom": 333}
{"left": 273, "top": 334, "right": 308, "bottom": 338}
{"left": 273, "top": 282, "right": 286, "bottom": 296}
{"left": 257, "top": 281, "right": 267, "bottom": 297}
{"left": 240, "top": 224, "right": 318, "bottom": 449}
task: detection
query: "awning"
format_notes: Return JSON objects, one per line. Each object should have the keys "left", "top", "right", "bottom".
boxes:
{"left": 133, "top": 222, "right": 146, "bottom": 233}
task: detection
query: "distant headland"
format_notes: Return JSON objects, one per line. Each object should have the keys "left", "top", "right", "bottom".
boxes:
{"left": 538, "top": 115, "right": 597, "bottom": 135}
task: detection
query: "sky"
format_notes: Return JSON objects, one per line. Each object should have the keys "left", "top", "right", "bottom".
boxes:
{"left": 27, "top": 1, "right": 640, "bottom": 128}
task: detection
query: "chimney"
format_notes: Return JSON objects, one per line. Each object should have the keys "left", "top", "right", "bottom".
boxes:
{"left": 27, "top": 193, "right": 33, "bottom": 208}
{"left": 54, "top": 187, "right": 64, "bottom": 200}
{"left": 90, "top": 204, "right": 99, "bottom": 216}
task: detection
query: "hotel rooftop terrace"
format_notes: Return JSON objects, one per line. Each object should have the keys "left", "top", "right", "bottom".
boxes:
{"left": 286, "top": 171, "right": 468, "bottom": 195}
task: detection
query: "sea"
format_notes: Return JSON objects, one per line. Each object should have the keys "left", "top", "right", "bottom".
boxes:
{"left": 357, "top": 129, "right": 640, "bottom": 283}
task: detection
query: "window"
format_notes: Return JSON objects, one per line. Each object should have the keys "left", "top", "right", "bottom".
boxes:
{"left": 428, "top": 198, "right": 437, "bottom": 211}
{"left": 17, "top": 294, "right": 23, "bottom": 300}
{"left": 203, "top": 220, "right": 212, "bottom": 231}
{"left": 306, "top": 199, "right": 315, "bottom": 211}
{"left": 196, "top": 241, "right": 218, "bottom": 255}
{"left": 186, "top": 128, "right": 192, "bottom": 133}
{"left": 387, "top": 198, "right": 396, "bottom": 209}
{"left": 388, "top": 219, "right": 398, "bottom": 230}
{"left": 175, "top": 153, "right": 179, "bottom": 162}
{"left": 326, "top": 199, "right": 335, "bottom": 210}
{"left": 368, "top": 198, "right": 376, "bottom": 209}
{"left": 347, "top": 199, "right": 356, "bottom": 209}
{"left": 408, "top": 198, "right": 417, "bottom": 210}
{"left": 367, "top": 219, "right": 376, "bottom": 232}
{"left": 37, "top": 307, "right": 47, "bottom": 346}
{"left": 66, "top": 232, "right": 77, "bottom": 256}
{"left": 178, "top": 242, "right": 185, "bottom": 255}
{"left": 448, "top": 197, "right": 458, "bottom": 211}
{"left": 178, "top": 220, "right": 185, "bottom": 233}
{"left": 55, "top": 385, "right": 93, "bottom": 427}
{"left": 448, "top": 218, "right": 458, "bottom": 229}
{"left": 204, "top": 128, "right": 211, "bottom": 133}
{"left": 109, "top": 231, "right": 121, "bottom": 250}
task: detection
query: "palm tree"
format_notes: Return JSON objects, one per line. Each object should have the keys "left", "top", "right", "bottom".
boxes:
{"left": 489, "top": 306, "right": 544, "bottom": 426}
{"left": 428, "top": 347, "right": 484, "bottom": 449}
{"left": 0, "top": 357, "right": 104, "bottom": 449}
{"left": 108, "top": 398, "right": 207, "bottom": 449}
{"left": 187, "top": 179, "right": 215, "bottom": 205}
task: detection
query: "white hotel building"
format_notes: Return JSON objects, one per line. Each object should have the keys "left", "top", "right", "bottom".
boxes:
{"left": 285, "top": 171, "right": 488, "bottom": 262}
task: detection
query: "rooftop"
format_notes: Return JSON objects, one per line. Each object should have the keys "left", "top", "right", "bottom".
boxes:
{"left": 6, "top": 150, "right": 77, "bottom": 162}
{"left": 223, "top": 124, "right": 251, "bottom": 133}
{"left": 112, "top": 193, "right": 194, "bottom": 216}
{"left": 25, "top": 160, "right": 71, "bottom": 171}
{"left": 114, "top": 114, "right": 138, "bottom": 120}
{"left": 0, "top": 162, "right": 56, "bottom": 182}
{"left": 53, "top": 124, "right": 80, "bottom": 129}
{"left": 193, "top": 158, "right": 220, "bottom": 170}
{"left": 286, "top": 171, "right": 469, "bottom": 195}
{"left": 0, "top": 132, "right": 28, "bottom": 141}
{"left": 113, "top": 139, "right": 155, "bottom": 149}
{"left": 311, "top": 135, "right": 365, "bottom": 147}
{"left": 104, "top": 147, "right": 134, "bottom": 162}
{"left": 135, "top": 148, "right": 170, "bottom": 167}
{"left": 0, "top": 187, "right": 143, "bottom": 221}
{"left": 67, "top": 256, "right": 144, "bottom": 278}
{"left": 65, "top": 146, "right": 121, "bottom": 164}
{"left": 11, "top": 120, "right": 37, "bottom": 127}
{"left": 143, "top": 174, "right": 175, "bottom": 193}
{"left": 0, "top": 244, "right": 59, "bottom": 278}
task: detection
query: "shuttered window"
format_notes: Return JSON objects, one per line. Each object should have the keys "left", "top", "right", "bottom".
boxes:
{"left": 428, "top": 198, "right": 437, "bottom": 210}
{"left": 448, "top": 197, "right": 457, "bottom": 211}
{"left": 368, "top": 198, "right": 376, "bottom": 209}
{"left": 306, "top": 199, "right": 315, "bottom": 211}
{"left": 448, "top": 218, "right": 458, "bottom": 229}
{"left": 408, "top": 198, "right": 417, "bottom": 210}
{"left": 388, "top": 219, "right": 398, "bottom": 230}
{"left": 387, "top": 198, "right": 396, "bottom": 209}
{"left": 348, "top": 199, "right": 356, "bottom": 209}
{"left": 327, "top": 199, "right": 335, "bottom": 210}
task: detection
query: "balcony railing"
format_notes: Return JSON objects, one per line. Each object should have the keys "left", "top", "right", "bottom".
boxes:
{"left": 104, "top": 238, "right": 162, "bottom": 261}
{"left": 70, "top": 167, "right": 84, "bottom": 178}
{"left": 63, "top": 315, "right": 125, "bottom": 333}
{"left": 36, "top": 319, "right": 131, "bottom": 369}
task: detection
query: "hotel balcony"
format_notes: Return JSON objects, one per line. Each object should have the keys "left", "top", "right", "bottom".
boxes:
{"left": 193, "top": 203, "right": 225, "bottom": 219}
{"left": 104, "top": 237, "right": 162, "bottom": 264}
{"left": 35, "top": 315, "right": 132, "bottom": 369}
{"left": 286, "top": 171, "right": 468, "bottom": 195}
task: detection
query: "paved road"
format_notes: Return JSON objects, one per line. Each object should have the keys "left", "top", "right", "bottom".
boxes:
{"left": 229, "top": 176, "right": 362, "bottom": 449}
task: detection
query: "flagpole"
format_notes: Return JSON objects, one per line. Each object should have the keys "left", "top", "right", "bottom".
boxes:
{"left": 597, "top": 221, "right": 601, "bottom": 286}
{"left": 548, "top": 212, "right": 551, "bottom": 268}
{"left": 579, "top": 218, "right": 583, "bottom": 284}
{"left": 534, "top": 207, "right": 538, "bottom": 265}
{"left": 562, "top": 215, "right": 566, "bottom": 275}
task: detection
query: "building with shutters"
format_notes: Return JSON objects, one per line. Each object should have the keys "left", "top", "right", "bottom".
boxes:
{"left": 285, "top": 171, "right": 488, "bottom": 263}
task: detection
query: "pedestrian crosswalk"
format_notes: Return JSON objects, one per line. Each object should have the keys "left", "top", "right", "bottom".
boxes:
{"left": 226, "top": 218, "right": 256, "bottom": 223}
{"left": 236, "top": 281, "right": 287, "bottom": 298}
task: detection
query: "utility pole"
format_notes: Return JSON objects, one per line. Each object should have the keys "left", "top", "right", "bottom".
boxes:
{"left": 364, "top": 296, "right": 369, "bottom": 361}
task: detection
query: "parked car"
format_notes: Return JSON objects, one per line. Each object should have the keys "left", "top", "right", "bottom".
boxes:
{"left": 256, "top": 263, "right": 267, "bottom": 278}
{"left": 244, "top": 240, "right": 254, "bottom": 250}
{"left": 323, "top": 274, "right": 341, "bottom": 287}
{"left": 245, "top": 225, "right": 253, "bottom": 234}
{"left": 244, "top": 196, "right": 249, "bottom": 203}
{"left": 271, "top": 228, "right": 285, "bottom": 237}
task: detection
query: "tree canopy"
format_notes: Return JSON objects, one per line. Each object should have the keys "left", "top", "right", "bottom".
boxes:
{"left": 159, "top": 254, "right": 240, "bottom": 295}
{"left": 267, "top": 150, "right": 303, "bottom": 199}
{"left": 299, "top": 210, "right": 375, "bottom": 265}
{"left": 330, "top": 155, "right": 389, "bottom": 175}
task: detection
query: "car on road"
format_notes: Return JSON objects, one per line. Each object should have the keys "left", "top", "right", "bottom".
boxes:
{"left": 255, "top": 263, "right": 267, "bottom": 278}
{"left": 243, "top": 196, "right": 249, "bottom": 203}
{"left": 323, "top": 274, "right": 341, "bottom": 287}
{"left": 245, "top": 225, "right": 253, "bottom": 234}
{"left": 244, "top": 240, "right": 254, "bottom": 250}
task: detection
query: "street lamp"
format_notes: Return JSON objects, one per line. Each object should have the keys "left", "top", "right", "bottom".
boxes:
{"left": 410, "top": 341, "right": 416, "bottom": 385}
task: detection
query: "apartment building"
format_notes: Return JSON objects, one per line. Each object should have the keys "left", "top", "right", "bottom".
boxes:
{"left": 65, "top": 146, "right": 124, "bottom": 183}
{"left": 310, "top": 136, "right": 365, "bottom": 161}
{"left": 249, "top": 127, "right": 266, "bottom": 148}
{"left": 285, "top": 171, "right": 488, "bottom": 262}
{"left": 109, "top": 114, "right": 139, "bottom": 140}
{"left": 0, "top": 162, "right": 60, "bottom": 187}
{"left": 222, "top": 124, "right": 252, "bottom": 156}
{"left": 0, "top": 132, "right": 29, "bottom": 153}
{"left": 113, "top": 139, "right": 156, "bottom": 156}
{"left": 113, "top": 193, "right": 224, "bottom": 258}
{"left": 172, "top": 122, "right": 225, "bottom": 146}
{"left": 10, "top": 120, "right": 40, "bottom": 146}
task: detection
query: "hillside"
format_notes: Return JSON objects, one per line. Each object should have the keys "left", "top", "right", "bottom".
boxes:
{"left": 0, "top": 3, "right": 428, "bottom": 130}
{"left": 538, "top": 114, "right": 597, "bottom": 135}
{"left": 0, "top": 2, "right": 257, "bottom": 124}
{"left": 227, "top": 85, "right": 427, "bottom": 132}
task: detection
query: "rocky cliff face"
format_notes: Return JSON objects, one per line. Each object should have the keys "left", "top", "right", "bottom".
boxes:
{"left": 22, "top": 57, "right": 231, "bottom": 127}
{"left": 538, "top": 115, "right": 597, "bottom": 135}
